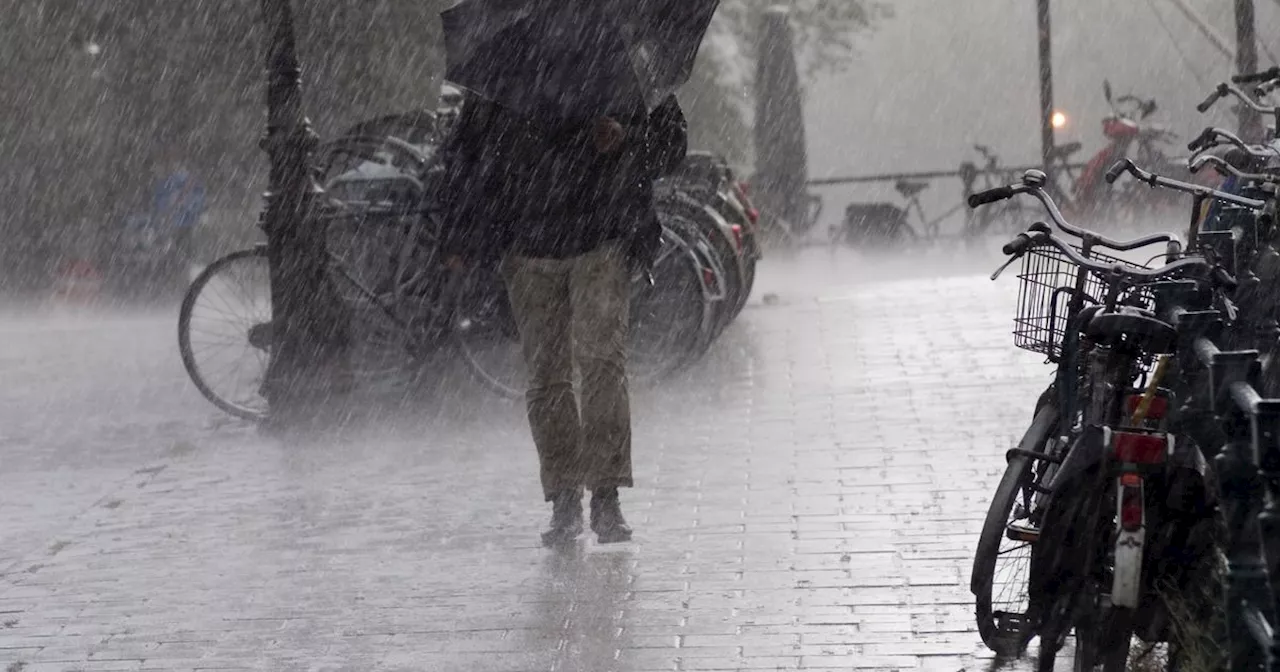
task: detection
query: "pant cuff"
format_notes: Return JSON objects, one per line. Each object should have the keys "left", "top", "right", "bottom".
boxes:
{"left": 543, "top": 485, "right": 585, "bottom": 502}
{"left": 587, "top": 478, "right": 633, "bottom": 492}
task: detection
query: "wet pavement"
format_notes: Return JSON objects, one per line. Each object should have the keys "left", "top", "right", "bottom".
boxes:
{"left": 0, "top": 247, "right": 1053, "bottom": 671}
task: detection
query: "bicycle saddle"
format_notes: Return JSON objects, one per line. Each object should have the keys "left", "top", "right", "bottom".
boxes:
{"left": 1049, "top": 142, "right": 1083, "bottom": 160}
{"left": 1085, "top": 306, "right": 1178, "bottom": 354}
{"left": 894, "top": 179, "right": 929, "bottom": 199}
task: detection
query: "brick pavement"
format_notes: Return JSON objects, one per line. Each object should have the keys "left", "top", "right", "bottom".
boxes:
{"left": 0, "top": 249, "right": 1050, "bottom": 671}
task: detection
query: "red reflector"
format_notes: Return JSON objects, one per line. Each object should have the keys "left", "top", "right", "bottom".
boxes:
{"left": 1114, "top": 432, "right": 1168, "bottom": 464}
{"left": 730, "top": 224, "right": 744, "bottom": 250}
{"left": 1125, "top": 394, "right": 1168, "bottom": 421}
{"left": 1120, "top": 472, "right": 1141, "bottom": 487}
{"left": 1120, "top": 480, "right": 1144, "bottom": 531}
{"left": 703, "top": 268, "right": 715, "bottom": 288}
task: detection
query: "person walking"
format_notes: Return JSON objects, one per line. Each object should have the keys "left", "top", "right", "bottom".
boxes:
{"left": 436, "top": 88, "right": 687, "bottom": 546}
{"left": 151, "top": 149, "right": 207, "bottom": 271}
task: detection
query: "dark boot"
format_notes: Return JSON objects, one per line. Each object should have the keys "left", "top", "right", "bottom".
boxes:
{"left": 542, "top": 489, "right": 583, "bottom": 547}
{"left": 590, "top": 487, "right": 633, "bottom": 543}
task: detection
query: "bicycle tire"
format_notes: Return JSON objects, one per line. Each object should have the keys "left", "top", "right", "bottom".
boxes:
{"left": 630, "top": 223, "right": 716, "bottom": 374}
{"left": 177, "top": 247, "right": 271, "bottom": 421}
{"left": 452, "top": 225, "right": 716, "bottom": 400}
{"left": 659, "top": 195, "right": 745, "bottom": 332}
{"left": 1071, "top": 607, "right": 1134, "bottom": 672}
{"left": 973, "top": 403, "right": 1057, "bottom": 655}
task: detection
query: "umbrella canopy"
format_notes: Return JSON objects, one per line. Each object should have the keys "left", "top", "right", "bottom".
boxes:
{"left": 441, "top": 0, "right": 719, "bottom": 121}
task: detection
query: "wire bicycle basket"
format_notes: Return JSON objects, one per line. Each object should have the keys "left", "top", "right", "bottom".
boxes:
{"left": 1013, "top": 244, "right": 1153, "bottom": 360}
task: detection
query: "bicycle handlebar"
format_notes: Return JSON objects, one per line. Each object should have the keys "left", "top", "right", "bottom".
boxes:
{"left": 1186, "top": 127, "right": 1275, "bottom": 159}
{"left": 1197, "top": 82, "right": 1280, "bottom": 131}
{"left": 1189, "top": 153, "right": 1280, "bottom": 184}
{"left": 1011, "top": 230, "right": 1211, "bottom": 283}
{"left": 1106, "top": 159, "right": 1267, "bottom": 210}
{"left": 1199, "top": 82, "right": 1280, "bottom": 115}
{"left": 1234, "top": 67, "right": 1280, "bottom": 85}
{"left": 969, "top": 170, "right": 1183, "bottom": 252}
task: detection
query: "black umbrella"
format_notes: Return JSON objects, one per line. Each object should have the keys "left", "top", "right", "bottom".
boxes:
{"left": 441, "top": 0, "right": 719, "bottom": 120}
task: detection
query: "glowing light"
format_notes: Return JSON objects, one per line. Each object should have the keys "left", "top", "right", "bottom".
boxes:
{"left": 1051, "top": 111, "right": 1068, "bottom": 129}
{"left": 85, "top": 42, "right": 102, "bottom": 56}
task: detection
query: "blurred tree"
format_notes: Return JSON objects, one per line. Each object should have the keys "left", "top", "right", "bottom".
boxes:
{"left": 683, "top": 0, "right": 890, "bottom": 167}
{"left": 716, "top": 0, "right": 891, "bottom": 78}
{"left": 0, "top": 0, "right": 446, "bottom": 291}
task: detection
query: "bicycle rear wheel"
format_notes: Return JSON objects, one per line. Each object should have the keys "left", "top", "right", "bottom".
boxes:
{"left": 452, "top": 224, "right": 717, "bottom": 399}
{"left": 973, "top": 403, "right": 1058, "bottom": 655}
{"left": 178, "top": 247, "right": 271, "bottom": 420}
{"left": 630, "top": 223, "right": 716, "bottom": 377}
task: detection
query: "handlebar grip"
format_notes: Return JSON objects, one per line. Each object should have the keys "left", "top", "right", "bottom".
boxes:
{"left": 1002, "top": 233, "right": 1034, "bottom": 256}
{"left": 1196, "top": 90, "right": 1222, "bottom": 113}
{"left": 1233, "top": 67, "right": 1280, "bottom": 84}
{"left": 1188, "top": 127, "right": 1215, "bottom": 152}
{"left": 967, "top": 186, "right": 1015, "bottom": 208}
{"left": 1104, "top": 160, "right": 1130, "bottom": 184}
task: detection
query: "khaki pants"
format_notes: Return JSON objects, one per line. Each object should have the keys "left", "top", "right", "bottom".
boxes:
{"left": 500, "top": 241, "right": 633, "bottom": 501}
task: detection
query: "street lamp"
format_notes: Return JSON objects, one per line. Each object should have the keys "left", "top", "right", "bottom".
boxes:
{"left": 256, "top": 0, "right": 350, "bottom": 428}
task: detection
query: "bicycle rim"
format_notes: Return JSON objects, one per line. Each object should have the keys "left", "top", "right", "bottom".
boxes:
{"left": 178, "top": 248, "right": 271, "bottom": 420}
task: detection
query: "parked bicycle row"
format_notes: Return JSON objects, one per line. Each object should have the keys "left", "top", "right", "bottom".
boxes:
{"left": 831, "top": 80, "right": 1216, "bottom": 250}
{"left": 967, "top": 71, "right": 1280, "bottom": 671}
{"left": 176, "top": 90, "right": 763, "bottom": 420}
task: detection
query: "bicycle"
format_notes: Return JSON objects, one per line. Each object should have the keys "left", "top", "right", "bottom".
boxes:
{"left": 178, "top": 135, "right": 725, "bottom": 418}
{"left": 832, "top": 175, "right": 967, "bottom": 248}
{"left": 961, "top": 145, "right": 1041, "bottom": 241}
{"left": 968, "top": 168, "right": 1245, "bottom": 670}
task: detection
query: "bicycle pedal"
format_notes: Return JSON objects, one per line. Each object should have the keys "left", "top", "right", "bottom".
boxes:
{"left": 1005, "top": 523, "right": 1040, "bottom": 543}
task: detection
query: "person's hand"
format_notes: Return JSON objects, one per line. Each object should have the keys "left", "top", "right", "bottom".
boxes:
{"left": 592, "top": 117, "right": 626, "bottom": 154}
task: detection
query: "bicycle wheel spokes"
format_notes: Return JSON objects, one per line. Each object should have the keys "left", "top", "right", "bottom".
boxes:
{"left": 990, "top": 534, "right": 1034, "bottom": 628}
{"left": 179, "top": 249, "right": 272, "bottom": 419}
{"left": 454, "top": 291, "right": 527, "bottom": 399}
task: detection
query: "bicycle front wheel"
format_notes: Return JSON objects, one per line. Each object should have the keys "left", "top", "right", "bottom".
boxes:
{"left": 973, "top": 403, "right": 1058, "bottom": 656}
{"left": 177, "top": 247, "right": 271, "bottom": 420}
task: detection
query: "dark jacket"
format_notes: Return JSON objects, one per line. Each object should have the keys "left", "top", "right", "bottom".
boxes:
{"left": 436, "top": 93, "right": 688, "bottom": 264}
